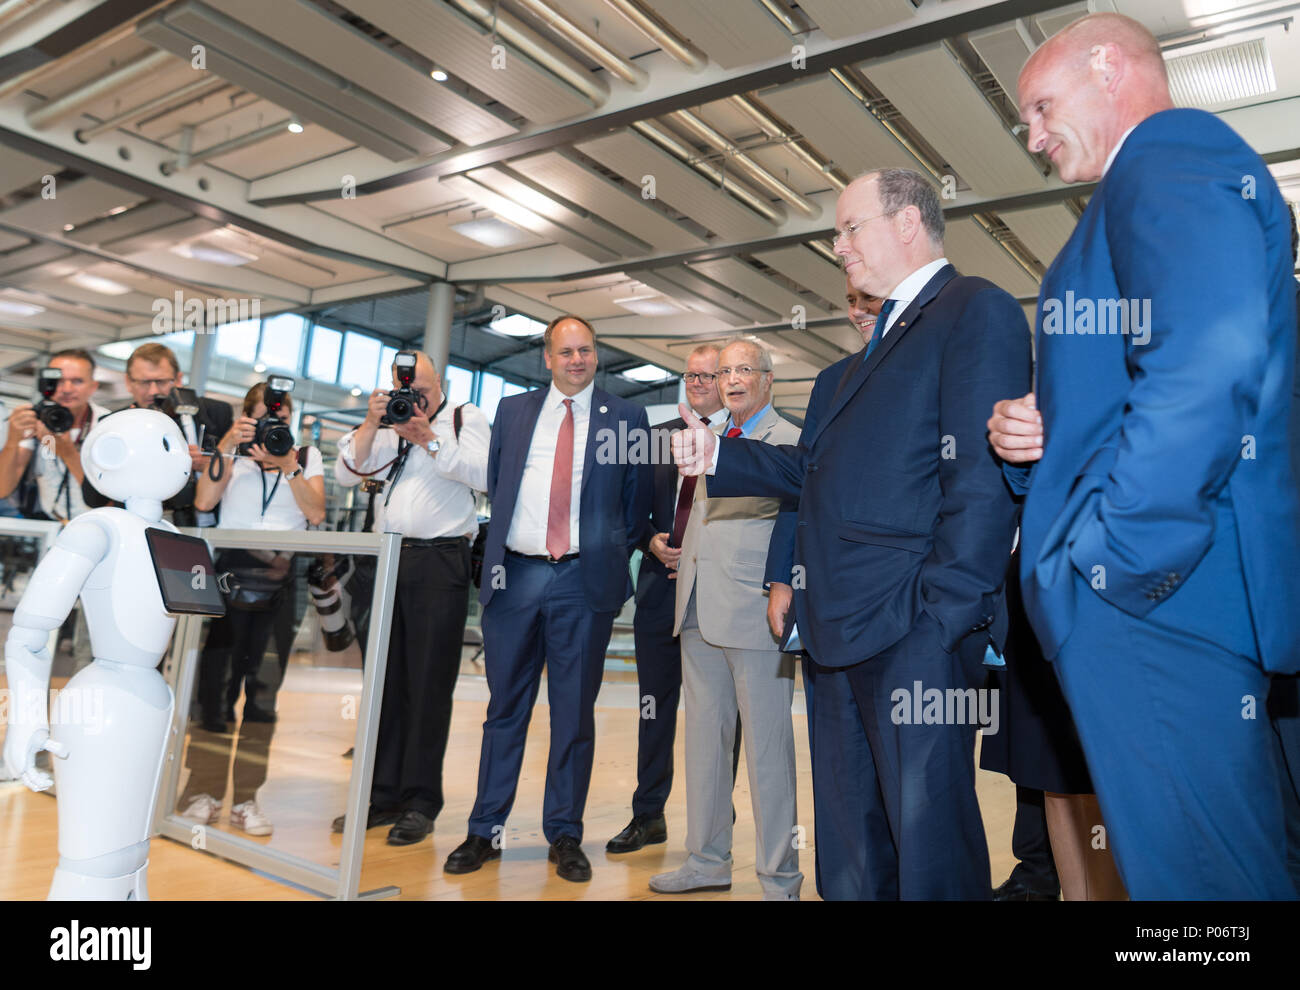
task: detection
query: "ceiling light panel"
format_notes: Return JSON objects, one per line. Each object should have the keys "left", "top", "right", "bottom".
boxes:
{"left": 645, "top": 0, "right": 794, "bottom": 69}
{"left": 794, "top": 0, "right": 916, "bottom": 39}
{"left": 209, "top": 0, "right": 516, "bottom": 145}
{"left": 138, "top": 2, "right": 449, "bottom": 161}
{"left": 1165, "top": 37, "right": 1278, "bottom": 109}
{"left": 335, "top": 0, "right": 592, "bottom": 124}
{"left": 508, "top": 151, "right": 706, "bottom": 254}
{"left": 861, "top": 44, "right": 1046, "bottom": 198}
{"left": 576, "top": 131, "right": 776, "bottom": 242}
{"left": 761, "top": 75, "right": 925, "bottom": 181}
{"left": 943, "top": 218, "right": 1040, "bottom": 299}
{"left": 753, "top": 245, "right": 848, "bottom": 307}
{"left": 998, "top": 204, "right": 1078, "bottom": 268}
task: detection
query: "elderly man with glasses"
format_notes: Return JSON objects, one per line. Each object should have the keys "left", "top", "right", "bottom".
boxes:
{"left": 650, "top": 337, "right": 803, "bottom": 900}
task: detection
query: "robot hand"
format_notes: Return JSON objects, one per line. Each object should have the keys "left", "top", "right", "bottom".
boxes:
{"left": 2, "top": 724, "right": 69, "bottom": 792}
{"left": 3, "top": 638, "right": 69, "bottom": 791}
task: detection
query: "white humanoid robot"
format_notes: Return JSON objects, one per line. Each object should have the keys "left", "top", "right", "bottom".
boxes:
{"left": 3, "top": 408, "right": 193, "bottom": 899}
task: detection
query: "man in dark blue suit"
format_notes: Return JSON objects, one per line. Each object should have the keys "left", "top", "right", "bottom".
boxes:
{"left": 444, "top": 315, "right": 651, "bottom": 882}
{"left": 990, "top": 13, "right": 1300, "bottom": 898}
{"left": 765, "top": 279, "right": 895, "bottom": 900}
{"left": 607, "top": 344, "right": 732, "bottom": 854}
{"left": 675, "top": 169, "right": 1031, "bottom": 899}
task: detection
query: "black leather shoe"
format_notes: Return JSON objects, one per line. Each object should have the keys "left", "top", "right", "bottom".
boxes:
{"left": 606, "top": 813, "right": 667, "bottom": 853}
{"left": 992, "top": 875, "right": 1059, "bottom": 901}
{"left": 331, "top": 806, "right": 402, "bottom": 834}
{"left": 444, "top": 834, "right": 501, "bottom": 874}
{"left": 549, "top": 835, "right": 591, "bottom": 882}
{"left": 387, "top": 810, "right": 434, "bottom": 846}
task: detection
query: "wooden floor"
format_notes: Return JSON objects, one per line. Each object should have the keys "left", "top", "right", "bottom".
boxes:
{"left": 0, "top": 662, "right": 1019, "bottom": 900}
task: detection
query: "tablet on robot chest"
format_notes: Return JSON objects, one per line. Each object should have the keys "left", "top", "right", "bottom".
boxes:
{"left": 144, "top": 527, "right": 227, "bottom": 617}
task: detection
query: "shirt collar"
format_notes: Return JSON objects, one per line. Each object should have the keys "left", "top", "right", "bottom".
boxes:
{"left": 1103, "top": 124, "right": 1138, "bottom": 177}
{"left": 728, "top": 402, "right": 772, "bottom": 437}
{"left": 548, "top": 380, "right": 594, "bottom": 412}
{"left": 882, "top": 257, "right": 949, "bottom": 331}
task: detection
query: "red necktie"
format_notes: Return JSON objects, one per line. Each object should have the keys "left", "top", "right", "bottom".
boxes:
{"left": 546, "top": 398, "right": 574, "bottom": 560}
{"left": 668, "top": 415, "right": 709, "bottom": 548}
{"left": 726, "top": 426, "right": 743, "bottom": 438}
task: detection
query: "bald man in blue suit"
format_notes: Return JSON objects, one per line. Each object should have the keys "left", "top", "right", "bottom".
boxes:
{"left": 991, "top": 13, "right": 1300, "bottom": 899}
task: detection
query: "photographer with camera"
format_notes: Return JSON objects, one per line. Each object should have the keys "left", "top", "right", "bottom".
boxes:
{"left": 178, "top": 379, "right": 324, "bottom": 837}
{"left": 0, "top": 349, "right": 109, "bottom": 520}
{"left": 81, "top": 342, "right": 233, "bottom": 525}
{"left": 332, "top": 350, "right": 488, "bottom": 845}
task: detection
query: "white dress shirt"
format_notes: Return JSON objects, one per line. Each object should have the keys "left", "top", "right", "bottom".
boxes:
{"left": 879, "top": 257, "right": 950, "bottom": 340}
{"left": 335, "top": 401, "right": 489, "bottom": 539}
{"left": 1103, "top": 124, "right": 1139, "bottom": 177}
{"left": 506, "top": 381, "right": 593, "bottom": 556}
{"left": 217, "top": 446, "right": 324, "bottom": 531}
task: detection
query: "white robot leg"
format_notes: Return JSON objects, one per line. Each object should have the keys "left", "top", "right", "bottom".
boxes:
{"left": 47, "top": 658, "right": 173, "bottom": 901}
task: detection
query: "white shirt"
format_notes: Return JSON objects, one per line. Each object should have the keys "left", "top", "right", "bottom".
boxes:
{"left": 217, "top": 446, "right": 324, "bottom": 531}
{"left": 335, "top": 401, "right": 489, "bottom": 539}
{"left": 9, "top": 400, "right": 111, "bottom": 520}
{"left": 879, "top": 257, "right": 950, "bottom": 340}
{"left": 1103, "top": 124, "right": 1139, "bottom": 178}
{"left": 506, "top": 381, "right": 593, "bottom": 556}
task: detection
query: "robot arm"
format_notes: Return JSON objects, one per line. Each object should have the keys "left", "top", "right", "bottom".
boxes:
{"left": 3, "top": 518, "right": 107, "bottom": 790}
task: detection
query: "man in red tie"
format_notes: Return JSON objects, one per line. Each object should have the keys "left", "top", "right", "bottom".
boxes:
{"left": 444, "top": 315, "right": 652, "bottom": 882}
{"left": 606, "top": 344, "right": 740, "bottom": 855}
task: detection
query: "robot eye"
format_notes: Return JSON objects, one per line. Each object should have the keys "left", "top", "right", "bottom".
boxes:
{"left": 162, "top": 436, "right": 171, "bottom": 451}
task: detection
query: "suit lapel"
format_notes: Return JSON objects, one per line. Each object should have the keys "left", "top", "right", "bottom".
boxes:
{"left": 581, "top": 387, "right": 614, "bottom": 495}
{"left": 809, "top": 264, "right": 957, "bottom": 448}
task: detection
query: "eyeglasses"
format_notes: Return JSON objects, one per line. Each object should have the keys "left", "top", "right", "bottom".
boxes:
{"left": 831, "top": 210, "right": 898, "bottom": 246}
{"left": 716, "top": 365, "right": 765, "bottom": 379}
{"left": 682, "top": 372, "right": 717, "bottom": 384}
{"left": 129, "top": 377, "right": 176, "bottom": 390}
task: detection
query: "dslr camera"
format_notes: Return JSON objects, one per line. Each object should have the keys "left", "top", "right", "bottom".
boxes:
{"left": 34, "top": 367, "right": 74, "bottom": 434}
{"left": 150, "top": 385, "right": 200, "bottom": 421}
{"left": 240, "top": 376, "right": 295, "bottom": 457}
{"left": 380, "top": 352, "right": 422, "bottom": 425}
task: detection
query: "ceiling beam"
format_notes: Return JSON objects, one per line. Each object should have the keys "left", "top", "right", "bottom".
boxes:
{"left": 247, "top": 0, "right": 1069, "bottom": 206}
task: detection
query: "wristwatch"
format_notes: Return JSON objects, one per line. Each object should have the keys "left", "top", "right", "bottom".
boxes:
{"left": 425, "top": 439, "right": 441, "bottom": 455}
{"left": 285, "top": 466, "right": 303, "bottom": 480}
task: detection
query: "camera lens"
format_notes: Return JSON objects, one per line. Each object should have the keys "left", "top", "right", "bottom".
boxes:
{"left": 385, "top": 394, "right": 413, "bottom": 424}
{"left": 261, "top": 421, "right": 294, "bottom": 457}
{"left": 38, "top": 403, "right": 73, "bottom": 434}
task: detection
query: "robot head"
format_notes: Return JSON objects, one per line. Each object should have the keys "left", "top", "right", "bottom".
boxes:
{"left": 81, "top": 408, "right": 191, "bottom": 503}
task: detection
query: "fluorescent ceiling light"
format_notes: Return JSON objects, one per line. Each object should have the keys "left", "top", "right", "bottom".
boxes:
{"left": 287, "top": 117, "right": 304, "bottom": 133}
{"left": 68, "top": 272, "right": 131, "bottom": 296}
{"left": 0, "top": 299, "right": 45, "bottom": 316}
{"left": 449, "top": 216, "right": 534, "bottom": 248}
{"left": 171, "top": 242, "right": 258, "bottom": 266}
{"left": 614, "top": 294, "right": 685, "bottom": 317}
{"left": 621, "top": 363, "right": 673, "bottom": 384}
{"left": 1164, "top": 37, "right": 1277, "bottom": 108}
{"left": 489, "top": 313, "right": 545, "bottom": 337}
{"left": 431, "top": 68, "right": 448, "bottom": 82}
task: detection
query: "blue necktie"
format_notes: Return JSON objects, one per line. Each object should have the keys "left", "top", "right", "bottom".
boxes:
{"left": 864, "top": 298, "right": 898, "bottom": 362}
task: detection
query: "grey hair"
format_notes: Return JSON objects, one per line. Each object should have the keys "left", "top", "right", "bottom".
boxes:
{"left": 858, "top": 167, "right": 945, "bottom": 245}
{"left": 719, "top": 335, "right": 773, "bottom": 373}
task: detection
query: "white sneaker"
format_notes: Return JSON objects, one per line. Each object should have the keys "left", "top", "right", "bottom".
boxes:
{"left": 179, "top": 794, "right": 220, "bottom": 825}
{"left": 230, "top": 800, "right": 273, "bottom": 836}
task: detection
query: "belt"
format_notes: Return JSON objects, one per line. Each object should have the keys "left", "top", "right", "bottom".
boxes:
{"left": 506, "top": 549, "right": 579, "bottom": 564}
{"left": 401, "top": 536, "right": 469, "bottom": 549}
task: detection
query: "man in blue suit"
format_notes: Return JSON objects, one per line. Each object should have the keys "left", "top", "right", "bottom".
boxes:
{"left": 765, "top": 279, "right": 895, "bottom": 900}
{"left": 990, "top": 12, "right": 1300, "bottom": 898}
{"left": 444, "top": 315, "right": 651, "bottom": 882}
{"left": 675, "top": 168, "right": 1031, "bottom": 899}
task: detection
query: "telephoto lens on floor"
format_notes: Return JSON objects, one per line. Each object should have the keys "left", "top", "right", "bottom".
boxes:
{"left": 307, "top": 556, "right": 354, "bottom": 652}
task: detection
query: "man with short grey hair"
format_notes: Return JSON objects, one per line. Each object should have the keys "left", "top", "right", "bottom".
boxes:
{"left": 651, "top": 337, "right": 803, "bottom": 899}
{"left": 674, "top": 167, "right": 1031, "bottom": 899}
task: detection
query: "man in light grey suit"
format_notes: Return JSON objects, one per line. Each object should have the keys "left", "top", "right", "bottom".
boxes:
{"left": 649, "top": 337, "right": 803, "bottom": 900}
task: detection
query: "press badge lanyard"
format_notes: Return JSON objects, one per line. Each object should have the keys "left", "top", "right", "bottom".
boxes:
{"left": 257, "top": 466, "right": 283, "bottom": 518}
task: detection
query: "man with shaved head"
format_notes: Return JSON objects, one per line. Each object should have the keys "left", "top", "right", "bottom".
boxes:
{"left": 989, "top": 13, "right": 1300, "bottom": 897}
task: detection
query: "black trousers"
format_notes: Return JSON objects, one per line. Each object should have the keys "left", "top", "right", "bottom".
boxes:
{"left": 198, "top": 607, "right": 277, "bottom": 722}
{"left": 370, "top": 539, "right": 471, "bottom": 820}
{"left": 1007, "top": 786, "right": 1060, "bottom": 893}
